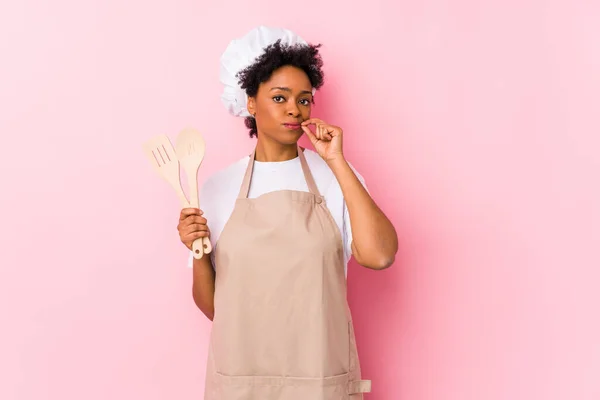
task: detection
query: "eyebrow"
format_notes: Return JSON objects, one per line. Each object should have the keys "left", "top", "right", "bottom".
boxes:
{"left": 270, "top": 86, "right": 313, "bottom": 95}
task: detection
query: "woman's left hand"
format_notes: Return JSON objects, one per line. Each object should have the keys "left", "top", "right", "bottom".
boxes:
{"left": 301, "top": 118, "right": 344, "bottom": 164}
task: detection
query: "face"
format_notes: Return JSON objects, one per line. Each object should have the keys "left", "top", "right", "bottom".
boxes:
{"left": 247, "top": 65, "right": 313, "bottom": 145}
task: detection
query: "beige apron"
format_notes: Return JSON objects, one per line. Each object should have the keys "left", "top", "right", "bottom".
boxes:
{"left": 204, "top": 146, "right": 371, "bottom": 399}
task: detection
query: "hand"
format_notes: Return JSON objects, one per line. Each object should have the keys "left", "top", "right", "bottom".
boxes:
{"left": 301, "top": 118, "right": 345, "bottom": 163}
{"left": 178, "top": 208, "right": 210, "bottom": 251}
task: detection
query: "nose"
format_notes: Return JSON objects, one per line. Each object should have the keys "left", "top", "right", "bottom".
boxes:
{"left": 287, "top": 103, "right": 301, "bottom": 118}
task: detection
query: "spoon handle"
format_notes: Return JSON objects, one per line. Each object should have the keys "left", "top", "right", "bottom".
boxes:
{"left": 202, "top": 236, "right": 212, "bottom": 254}
{"left": 185, "top": 168, "right": 212, "bottom": 257}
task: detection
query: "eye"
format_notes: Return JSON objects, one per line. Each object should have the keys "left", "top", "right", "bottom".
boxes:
{"left": 299, "top": 98, "right": 311, "bottom": 106}
{"left": 273, "top": 95, "right": 285, "bottom": 103}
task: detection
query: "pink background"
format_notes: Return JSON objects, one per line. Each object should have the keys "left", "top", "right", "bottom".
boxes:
{"left": 2, "top": 1, "right": 599, "bottom": 399}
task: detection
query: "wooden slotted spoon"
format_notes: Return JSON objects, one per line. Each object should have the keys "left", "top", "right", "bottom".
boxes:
{"left": 175, "top": 127, "right": 212, "bottom": 259}
{"left": 142, "top": 134, "right": 190, "bottom": 208}
{"left": 143, "top": 134, "right": 206, "bottom": 259}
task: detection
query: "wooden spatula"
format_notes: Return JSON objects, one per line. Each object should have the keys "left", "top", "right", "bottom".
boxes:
{"left": 175, "top": 127, "right": 212, "bottom": 258}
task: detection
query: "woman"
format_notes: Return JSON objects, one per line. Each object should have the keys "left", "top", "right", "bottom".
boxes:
{"left": 177, "top": 26, "right": 398, "bottom": 399}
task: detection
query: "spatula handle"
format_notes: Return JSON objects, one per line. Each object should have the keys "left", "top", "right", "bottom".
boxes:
{"left": 192, "top": 238, "right": 205, "bottom": 259}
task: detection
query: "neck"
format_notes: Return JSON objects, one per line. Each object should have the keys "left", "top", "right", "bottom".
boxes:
{"left": 254, "top": 136, "right": 299, "bottom": 162}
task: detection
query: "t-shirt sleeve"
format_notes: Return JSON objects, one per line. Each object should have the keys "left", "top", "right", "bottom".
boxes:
{"left": 342, "top": 163, "right": 369, "bottom": 264}
{"left": 187, "top": 178, "right": 215, "bottom": 268}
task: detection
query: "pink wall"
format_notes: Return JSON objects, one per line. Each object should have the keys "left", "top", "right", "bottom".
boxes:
{"left": 2, "top": 1, "right": 599, "bottom": 399}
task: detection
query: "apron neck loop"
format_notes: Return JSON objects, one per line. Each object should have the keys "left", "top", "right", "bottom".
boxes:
{"left": 297, "top": 146, "right": 321, "bottom": 197}
{"left": 237, "top": 145, "right": 321, "bottom": 199}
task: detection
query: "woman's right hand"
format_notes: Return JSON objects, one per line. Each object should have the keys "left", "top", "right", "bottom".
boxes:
{"left": 178, "top": 208, "right": 210, "bottom": 251}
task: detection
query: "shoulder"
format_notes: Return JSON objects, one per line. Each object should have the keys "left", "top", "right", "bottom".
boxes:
{"left": 199, "top": 155, "right": 249, "bottom": 216}
{"left": 201, "top": 155, "right": 250, "bottom": 193}
{"left": 303, "top": 149, "right": 366, "bottom": 185}
{"left": 303, "top": 148, "right": 325, "bottom": 165}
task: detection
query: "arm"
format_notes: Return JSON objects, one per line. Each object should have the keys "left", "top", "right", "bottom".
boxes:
{"left": 301, "top": 117, "right": 398, "bottom": 270}
{"left": 329, "top": 158, "right": 398, "bottom": 269}
{"left": 179, "top": 207, "right": 215, "bottom": 320}
{"left": 192, "top": 254, "right": 215, "bottom": 320}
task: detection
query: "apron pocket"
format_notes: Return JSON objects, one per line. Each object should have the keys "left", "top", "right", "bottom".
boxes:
{"left": 212, "top": 372, "right": 351, "bottom": 400}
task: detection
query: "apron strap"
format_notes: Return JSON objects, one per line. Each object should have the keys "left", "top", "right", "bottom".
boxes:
{"left": 238, "top": 146, "right": 321, "bottom": 199}
{"left": 297, "top": 146, "right": 321, "bottom": 197}
{"left": 238, "top": 149, "right": 256, "bottom": 199}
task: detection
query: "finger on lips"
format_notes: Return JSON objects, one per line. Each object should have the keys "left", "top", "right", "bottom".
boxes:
{"left": 301, "top": 118, "right": 321, "bottom": 126}
{"left": 302, "top": 125, "right": 315, "bottom": 137}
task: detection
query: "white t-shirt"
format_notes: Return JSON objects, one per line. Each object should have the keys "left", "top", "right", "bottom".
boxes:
{"left": 187, "top": 149, "right": 367, "bottom": 277}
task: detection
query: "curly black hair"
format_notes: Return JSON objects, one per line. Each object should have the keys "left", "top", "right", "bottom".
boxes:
{"left": 236, "top": 40, "right": 325, "bottom": 138}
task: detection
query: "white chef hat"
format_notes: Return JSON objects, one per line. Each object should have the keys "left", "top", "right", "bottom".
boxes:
{"left": 219, "top": 25, "right": 316, "bottom": 118}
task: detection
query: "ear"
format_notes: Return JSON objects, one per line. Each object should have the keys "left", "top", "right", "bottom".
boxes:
{"left": 247, "top": 96, "right": 256, "bottom": 116}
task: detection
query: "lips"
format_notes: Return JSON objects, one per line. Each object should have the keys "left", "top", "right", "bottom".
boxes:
{"left": 283, "top": 123, "right": 302, "bottom": 130}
